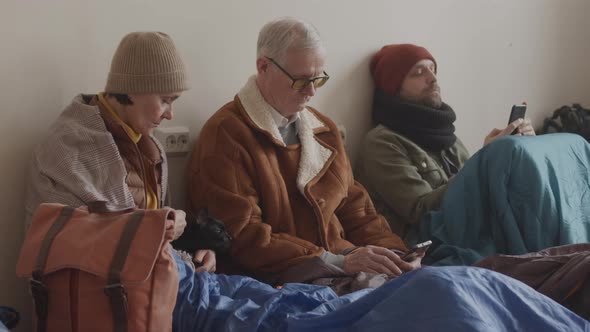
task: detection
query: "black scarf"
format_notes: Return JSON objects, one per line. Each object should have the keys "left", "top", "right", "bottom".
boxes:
{"left": 372, "top": 89, "right": 457, "bottom": 152}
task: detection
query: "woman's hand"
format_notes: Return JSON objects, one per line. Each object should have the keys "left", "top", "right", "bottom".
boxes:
{"left": 194, "top": 249, "right": 216, "bottom": 273}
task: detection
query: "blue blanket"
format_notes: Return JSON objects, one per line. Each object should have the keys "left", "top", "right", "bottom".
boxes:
{"left": 172, "top": 252, "right": 589, "bottom": 331}
{"left": 420, "top": 133, "right": 590, "bottom": 266}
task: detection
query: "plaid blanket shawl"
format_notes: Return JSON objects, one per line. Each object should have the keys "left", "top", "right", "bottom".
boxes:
{"left": 25, "top": 94, "right": 168, "bottom": 227}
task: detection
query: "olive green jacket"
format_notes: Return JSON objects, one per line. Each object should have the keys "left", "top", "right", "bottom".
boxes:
{"left": 355, "top": 124, "right": 470, "bottom": 244}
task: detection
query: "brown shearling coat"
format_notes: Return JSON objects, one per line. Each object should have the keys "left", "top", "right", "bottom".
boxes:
{"left": 188, "top": 76, "right": 407, "bottom": 278}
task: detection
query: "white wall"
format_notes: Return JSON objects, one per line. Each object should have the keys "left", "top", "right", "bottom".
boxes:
{"left": 2, "top": 1, "right": 589, "bottom": 329}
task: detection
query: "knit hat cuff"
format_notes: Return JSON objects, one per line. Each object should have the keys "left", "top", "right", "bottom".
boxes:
{"left": 106, "top": 71, "right": 190, "bottom": 94}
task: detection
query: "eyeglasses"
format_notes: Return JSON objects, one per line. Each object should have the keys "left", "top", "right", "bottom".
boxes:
{"left": 265, "top": 56, "right": 330, "bottom": 90}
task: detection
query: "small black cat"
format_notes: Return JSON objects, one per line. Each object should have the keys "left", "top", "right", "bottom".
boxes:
{"left": 172, "top": 210, "right": 232, "bottom": 255}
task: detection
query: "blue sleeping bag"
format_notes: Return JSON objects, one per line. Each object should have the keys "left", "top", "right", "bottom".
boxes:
{"left": 172, "top": 251, "right": 589, "bottom": 331}
{"left": 420, "top": 133, "right": 590, "bottom": 266}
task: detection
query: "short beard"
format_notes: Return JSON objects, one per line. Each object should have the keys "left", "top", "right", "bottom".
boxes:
{"left": 421, "top": 94, "right": 443, "bottom": 109}
{"left": 398, "top": 85, "right": 443, "bottom": 109}
{"left": 398, "top": 94, "right": 442, "bottom": 109}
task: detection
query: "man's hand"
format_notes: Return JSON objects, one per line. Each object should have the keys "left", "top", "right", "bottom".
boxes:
{"left": 170, "top": 209, "right": 187, "bottom": 240}
{"left": 194, "top": 249, "right": 216, "bottom": 273}
{"left": 343, "top": 245, "right": 421, "bottom": 277}
{"left": 515, "top": 118, "right": 536, "bottom": 136}
{"left": 484, "top": 118, "right": 536, "bottom": 146}
{"left": 401, "top": 251, "right": 424, "bottom": 272}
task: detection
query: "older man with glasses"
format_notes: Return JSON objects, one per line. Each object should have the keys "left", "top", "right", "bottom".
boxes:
{"left": 187, "top": 17, "right": 417, "bottom": 285}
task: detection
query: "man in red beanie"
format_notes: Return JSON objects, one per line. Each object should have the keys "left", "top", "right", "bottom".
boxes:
{"left": 355, "top": 44, "right": 535, "bottom": 244}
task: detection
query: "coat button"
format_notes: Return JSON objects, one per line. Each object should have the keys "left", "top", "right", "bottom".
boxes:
{"left": 421, "top": 161, "right": 427, "bottom": 168}
{"left": 317, "top": 198, "right": 326, "bottom": 207}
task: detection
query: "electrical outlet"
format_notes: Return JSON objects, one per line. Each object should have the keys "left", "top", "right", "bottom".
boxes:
{"left": 176, "top": 133, "right": 189, "bottom": 152}
{"left": 154, "top": 126, "right": 191, "bottom": 155}
{"left": 165, "top": 135, "right": 177, "bottom": 149}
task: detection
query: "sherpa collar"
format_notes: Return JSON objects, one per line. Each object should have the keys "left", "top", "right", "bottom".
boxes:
{"left": 237, "top": 75, "right": 334, "bottom": 193}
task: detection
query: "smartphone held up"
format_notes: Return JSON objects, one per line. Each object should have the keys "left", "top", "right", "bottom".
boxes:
{"left": 400, "top": 240, "right": 432, "bottom": 262}
{"left": 508, "top": 103, "right": 527, "bottom": 135}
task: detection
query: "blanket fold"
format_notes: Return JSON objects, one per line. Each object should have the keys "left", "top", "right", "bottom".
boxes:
{"left": 421, "top": 133, "right": 590, "bottom": 266}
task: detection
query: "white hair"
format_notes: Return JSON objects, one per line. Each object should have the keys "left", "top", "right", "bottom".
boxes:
{"left": 257, "top": 17, "right": 325, "bottom": 65}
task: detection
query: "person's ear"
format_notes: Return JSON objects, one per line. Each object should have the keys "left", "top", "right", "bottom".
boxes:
{"left": 256, "top": 57, "right": 269, "bottom": 75}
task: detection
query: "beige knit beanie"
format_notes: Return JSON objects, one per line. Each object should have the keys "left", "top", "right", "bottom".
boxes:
{"left": 105, "top": 31, "right": 190, "bottom": 94}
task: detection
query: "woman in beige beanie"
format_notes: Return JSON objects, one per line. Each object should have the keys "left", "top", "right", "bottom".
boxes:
{"left": 25, "top": 31, "right": 216, "bottom": 273}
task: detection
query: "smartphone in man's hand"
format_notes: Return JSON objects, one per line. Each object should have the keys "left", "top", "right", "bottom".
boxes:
{"left": 508, "top": 104, "right": 527, "bottom": 135}
{"left": 400, "top": 240, "right": 432, "bottom": 262}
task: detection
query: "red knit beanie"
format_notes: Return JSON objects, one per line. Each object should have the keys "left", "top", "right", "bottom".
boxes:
{"left": 370, "top": 44, "right": 436, "bottom": 95}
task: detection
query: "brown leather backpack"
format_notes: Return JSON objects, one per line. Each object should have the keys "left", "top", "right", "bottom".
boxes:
{"left": 16, "top": 203, "right": 178, "bottom": 332}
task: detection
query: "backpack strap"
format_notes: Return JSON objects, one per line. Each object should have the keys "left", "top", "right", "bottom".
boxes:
{"left": 104, "top": 210, "right": 145, "bottom": 332}
{"left": 30, "top": 205, "right": 76, "bottom": 332}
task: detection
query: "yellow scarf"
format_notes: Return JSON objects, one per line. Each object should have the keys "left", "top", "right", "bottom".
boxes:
{"left": 98, "top": 93, "right": 142, "bottom": 143}
{"left": 98, "top": 93, "right": 157, "bottom": 209}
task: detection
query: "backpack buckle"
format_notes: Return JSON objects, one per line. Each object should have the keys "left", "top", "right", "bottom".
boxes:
{"left": 103, "top": 283, "right": 127, "bottom": 297}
